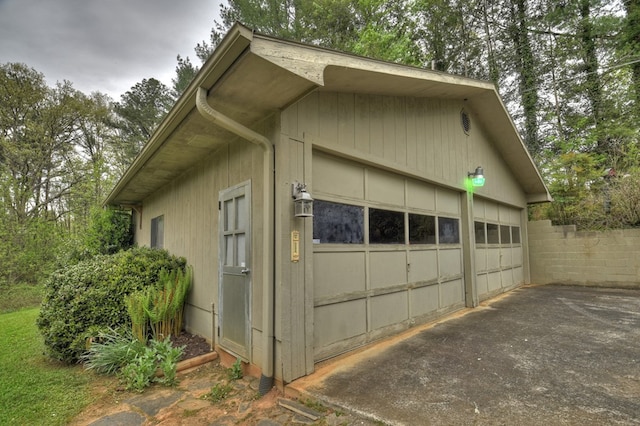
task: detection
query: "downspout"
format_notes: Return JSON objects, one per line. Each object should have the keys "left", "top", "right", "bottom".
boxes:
{"left": 196, "top": 87, "right": 275, "bottom": 394}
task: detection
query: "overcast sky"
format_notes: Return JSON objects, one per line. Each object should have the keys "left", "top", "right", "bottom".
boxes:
{"left": 0, "top": 0, "right": 221, "bottom": 99}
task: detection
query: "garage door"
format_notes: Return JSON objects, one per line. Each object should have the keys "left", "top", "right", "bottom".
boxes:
{"left": 311, "top": 152, "right": 465, "bottom": 361}
{"left": 473, "top": 198, "right": 524, "bottom": 301}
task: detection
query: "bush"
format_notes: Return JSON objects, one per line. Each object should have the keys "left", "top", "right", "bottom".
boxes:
{"left": 37, "top": 247, "right": 186, "bottom": 363}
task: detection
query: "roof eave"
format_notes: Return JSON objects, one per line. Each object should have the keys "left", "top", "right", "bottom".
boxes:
{"left": 105, "top": 23, "right": 254, "bottom": 206}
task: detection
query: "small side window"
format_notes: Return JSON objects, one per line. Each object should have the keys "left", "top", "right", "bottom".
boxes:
{"left": 151, "top": 215, "right": 164, "bottom": 249}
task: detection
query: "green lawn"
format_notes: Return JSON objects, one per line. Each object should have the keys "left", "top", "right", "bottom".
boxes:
{"left": 0, "top": 308, "right": 94, "bottom": 425}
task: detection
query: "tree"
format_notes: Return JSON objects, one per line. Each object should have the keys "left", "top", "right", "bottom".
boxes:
{"left": 111, "top": 78, "right": 173, "bottom": 172}
{"left": 621, "top": 0, "right": 640, "bottom": 117}
{"left": 172, "top": 55, "right": 199, "bottom": 98}
{"left": 0, "top": 63, "right": 91, "bottom": 284}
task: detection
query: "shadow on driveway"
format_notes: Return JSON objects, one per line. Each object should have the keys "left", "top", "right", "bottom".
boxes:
{"left": 289, "top": 285, "right": 640, "bottom": 425}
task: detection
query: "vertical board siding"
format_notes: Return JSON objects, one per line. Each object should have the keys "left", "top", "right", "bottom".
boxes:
{"left": 139, "top": 139, "right": 264, "bottom": 351}
{"left": 297, "top": 91, "right": 525, "bottom": 207}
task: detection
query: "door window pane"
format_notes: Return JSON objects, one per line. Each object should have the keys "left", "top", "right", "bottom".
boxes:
{"left": 438, "top": 217, "right": 459, "bottom": 244}
{"left": 224, "top": 235, "right": 234, "bottom": 266}
{"left": 409, "top": 214, "right": 436, "bottom": 244}
{"left": 369, "top": 208, "right": 405, "bottom": 244}
{"left": 236, "top": 234, "right": 245, "bottom": 267}
{"left": 313, "top": 200, "right": 364, "bottom": 243}
{"left": 224, "top": 200, "right": 233, "bottom": 231}
{"left": 235, "top": 195, "right": 246, "bottom": 231}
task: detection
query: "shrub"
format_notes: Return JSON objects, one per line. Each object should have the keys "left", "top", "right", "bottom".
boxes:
{"left": 37, "top": 247, "right": 186, "bottom": 363}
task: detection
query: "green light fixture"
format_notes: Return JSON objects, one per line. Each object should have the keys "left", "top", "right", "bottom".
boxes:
{"left": 468, "top": 166, "right": 485, "bottom": 187}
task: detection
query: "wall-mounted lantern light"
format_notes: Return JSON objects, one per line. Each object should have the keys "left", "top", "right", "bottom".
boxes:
{"left": 292, "top": 181, "right": 313, "bottom": 217}
{"left": 468, "top": 166, "right": 485, "bottom": 187}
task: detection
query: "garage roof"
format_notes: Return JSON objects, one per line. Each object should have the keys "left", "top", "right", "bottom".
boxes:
{"left": 105, "top": 23, "right": 550, "bottom": 206}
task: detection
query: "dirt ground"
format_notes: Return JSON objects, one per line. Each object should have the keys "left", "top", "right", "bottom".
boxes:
{"left": 71, "top": 355, "right": 376, "bottom": 425}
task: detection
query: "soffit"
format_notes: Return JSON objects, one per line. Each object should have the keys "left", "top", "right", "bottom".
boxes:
{"left": 107, "top": 51, "right": 316, "bottom": 206}
{"left": 107, "top": 23, "right": 550, "bottom": 206}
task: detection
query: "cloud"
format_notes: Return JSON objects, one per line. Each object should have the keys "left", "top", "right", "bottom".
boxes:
{"left": 0, "top": 0, "right": 218, "bottom": 99}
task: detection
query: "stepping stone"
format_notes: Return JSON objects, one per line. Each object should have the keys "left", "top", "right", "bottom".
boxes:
{"left": 88, "top": 411, "right": 145, "bottom": 426}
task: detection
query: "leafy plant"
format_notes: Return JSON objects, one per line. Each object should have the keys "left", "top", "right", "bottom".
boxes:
{"left": 80, "top": 327, "right": 146, "bottom": 375}
{"left": 126, "top": 291, "right": 149, "bottom": 343}
{"left": 228, "top": 358, "right": 243, "bottom": 381}
{"left": 152, "top": 338, "right": 185, "bottom": 387}
{"left": 126, "top": 266, "right": 192, "bottom": 342}
{"left": 81, "top": 328, "right": 185, "bottom": 391}
{"left": 120, "top": 347, "right": 157, "bottom": 392}
{"left": 202, "top": 383, "right": 234, "bottom": 403}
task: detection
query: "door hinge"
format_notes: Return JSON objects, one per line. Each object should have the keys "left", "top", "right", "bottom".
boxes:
{"left": 217, "top": 326, "right": 220, "bottom": 337}
{"left": 218, "top": 201, "right": 221, "bottom": 210}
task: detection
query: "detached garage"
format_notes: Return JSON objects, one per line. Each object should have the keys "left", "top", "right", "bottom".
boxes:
{"left": 106, "top": 23, "right": 550, "bottom": 388}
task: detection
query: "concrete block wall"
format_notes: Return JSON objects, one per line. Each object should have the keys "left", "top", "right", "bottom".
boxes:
{"left": 528, "top": 220, "right": 640, "bottom": 288}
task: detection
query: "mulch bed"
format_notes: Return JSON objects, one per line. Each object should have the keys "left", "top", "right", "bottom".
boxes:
{"left": 170, "top": 332, "right": 212, "bottom": 361}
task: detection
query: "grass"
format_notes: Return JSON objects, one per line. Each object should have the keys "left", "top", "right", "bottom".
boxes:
{"left": 0, "top": 283, "right": 43, "bottom": 313}
{"left": 0, "top": 308, "right": 94, "bottom": 425}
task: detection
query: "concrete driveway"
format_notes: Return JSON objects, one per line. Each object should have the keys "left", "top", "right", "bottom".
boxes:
{"left": 288, "top": 285, "right": 640, "bottom": 425}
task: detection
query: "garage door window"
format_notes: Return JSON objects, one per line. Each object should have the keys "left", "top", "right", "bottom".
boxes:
{"left": 487, "top": 223, "right": 500, "bottom": 244}
{"left": 500, "top": 225, "right": 511, "bottom": 244}
{"left": 512, "top": 226, "right": 521, "bottom": 244}
{"left": 314, "top": 199, "right": 460, "bottom": 246}
{"left": 409, "top": 213, "right": 436, "bottom": 244}
{"left": 438, "top": 217, "right": 460, "bottom": 244}
{"left": 474, "top": 221, "right": 486, "bottom": 244}
{"left": 313, "top": 200, "right": 364, "bottom": 243}
{"left": 475, "top": 221, "right": 521, "bottom": 246}
{"left": 369, "top": 208, "right": 404, "bottom": 244}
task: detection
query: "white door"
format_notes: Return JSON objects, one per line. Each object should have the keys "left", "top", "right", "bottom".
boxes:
{"left": 219, "top": 181, "right": 251, "bottom": 359}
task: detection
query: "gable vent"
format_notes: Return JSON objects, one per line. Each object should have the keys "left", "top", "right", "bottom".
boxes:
{"left": 461, "top": 110, "right": 471, "bottom": 134}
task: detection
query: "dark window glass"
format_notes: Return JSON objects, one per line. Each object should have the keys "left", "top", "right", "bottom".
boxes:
{"left": 500, "top": 225, "right": 511, "bottom": 244}
{"left": 474, "top": 221, "right": 486, "bottom": 244}
{"left": 487, "top": 223, "right": 499, "bottom": 244}
{"left": 313, "top": 200, "right": 364, "bottom": 243}
{"left": 369, "top": 208, "right": 404, "bottom": 244}
{"left": 151, "top": 215, "right": 164, "bottom": 249}
{"left": 438, "top": 217, "right": 459, "bottom": 244}
{"left": 511, "top": 226, "right": 521, "bottom": 244}
{"left": 409, "top": 214, "right": 436, "bottom": 244}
